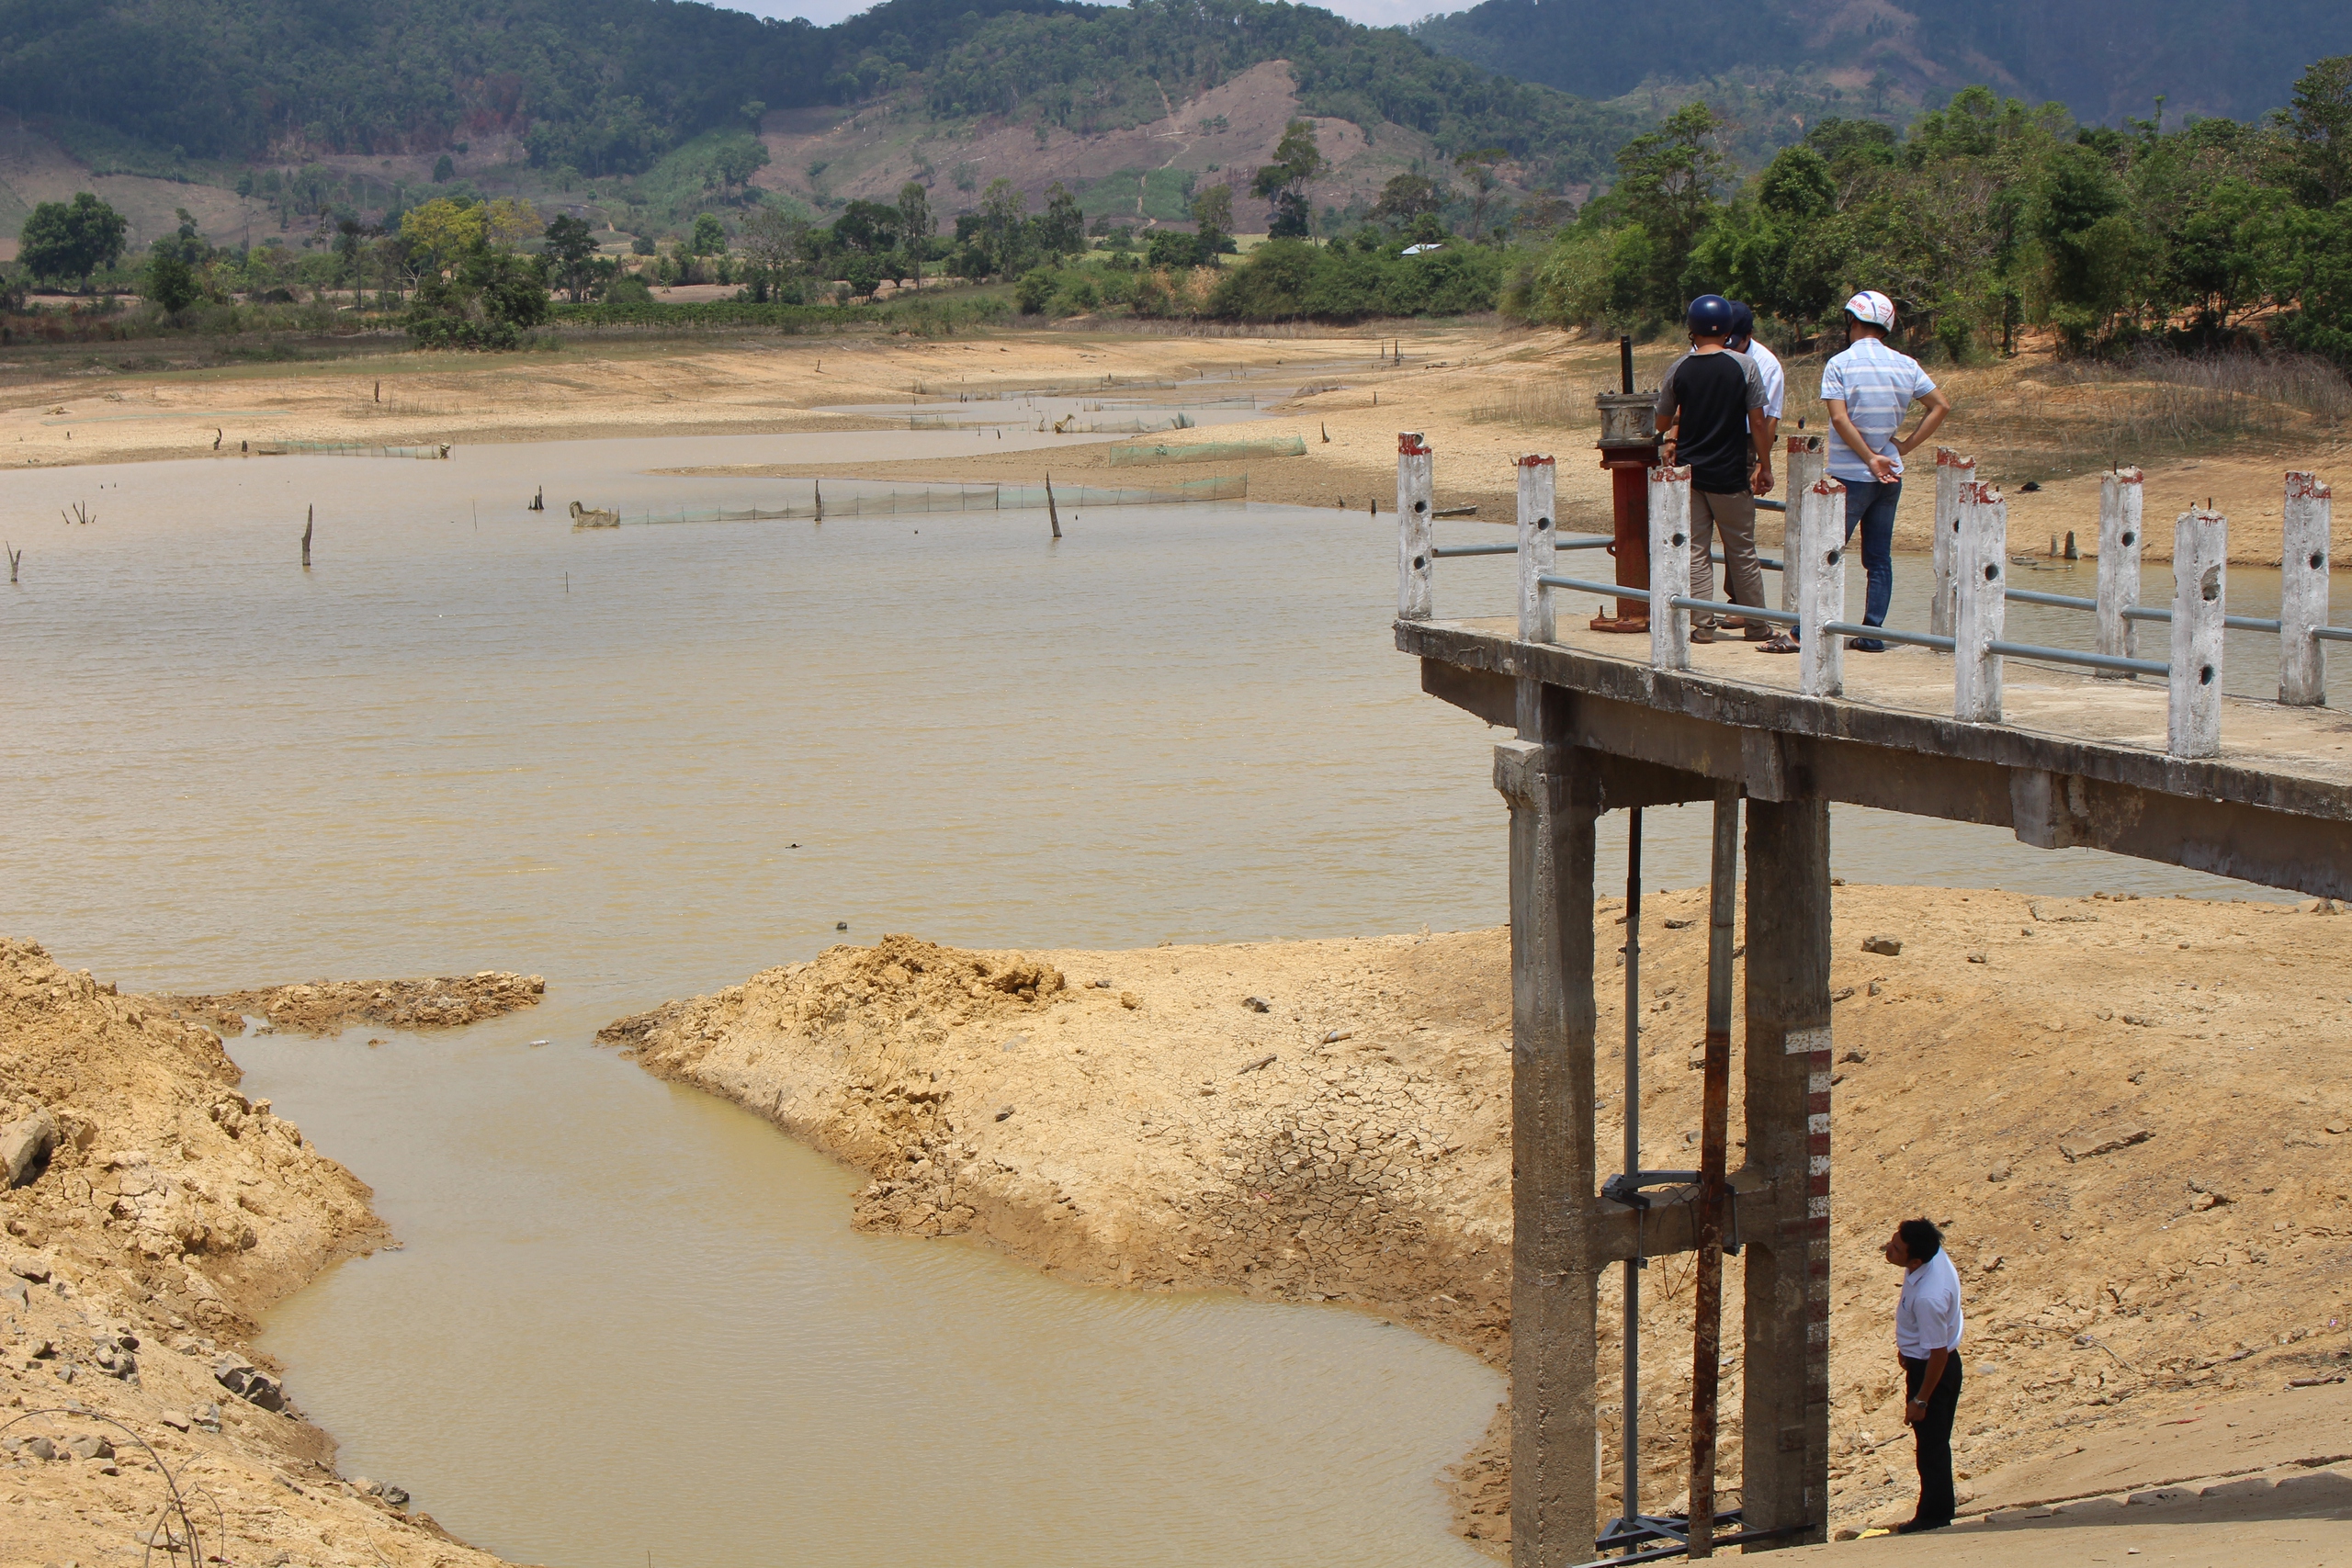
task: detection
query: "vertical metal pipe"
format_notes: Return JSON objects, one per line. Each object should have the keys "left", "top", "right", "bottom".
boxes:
{"left": 1621, "top": 808, "right": 1644, "bottom": 1531}
{"left": 1621, "top": 333, "right": 1635, "bottom": 395}
{"left": 1687, "top": 788, "right": 1740, "bottom": 1557}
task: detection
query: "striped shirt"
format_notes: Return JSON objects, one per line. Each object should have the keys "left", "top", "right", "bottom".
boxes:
{"left": 1820, "top": 336, "right": 1936, "bottom": 481}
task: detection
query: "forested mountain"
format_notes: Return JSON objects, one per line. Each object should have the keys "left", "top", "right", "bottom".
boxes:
{"left": 0, "top": 0, "right": 1634, "bottom": 185}
{"left": 1410, "top": 0, "right": 2352, "bottom": 129}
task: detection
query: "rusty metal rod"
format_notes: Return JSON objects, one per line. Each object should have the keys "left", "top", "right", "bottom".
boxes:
{"left": 1687, "top": 787, "right": 1739, "bottom": 1558}
{"left": 1622, "top": 807, "right": 1645, "bottom": 1529}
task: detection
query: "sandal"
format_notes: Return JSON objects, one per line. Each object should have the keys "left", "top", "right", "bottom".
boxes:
{"left": 1756, "top": 632, "right": 1799, "bottom": 654}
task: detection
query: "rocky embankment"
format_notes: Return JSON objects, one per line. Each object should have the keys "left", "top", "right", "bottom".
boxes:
{"left": 0, "top": 937, "right": 507, "bottom": 1568}
{"left": 604, "top": 889, "right": 2352, "bottom": 1553}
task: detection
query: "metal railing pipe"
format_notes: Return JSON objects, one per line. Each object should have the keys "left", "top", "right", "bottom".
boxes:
{"left": 1542, "top": 573, "right": 1649, "bottom": 601}
{"left": 1823, "top": 621, "right": 1956, "bottom": 652}
{"left": 2317, "top": 626, "right": 2352, "bottom": 642}
{"left": 1711, "top": 551, "right": 1784, "bottom": 572}
{"left": 2004, "top": 587, "right": 2098, "bottom": 612}
{"left": 1670, "top": 596, "right": 1798, "bottom": 626}
{"left": 2122, "top": 603, "right": 2280, "bottom": 633}
{"left": 1986, "top": 638, "right": 2168, "bottom": 678}
{"left": 1430, "top": 542, "right": 1517, "bottom": 558}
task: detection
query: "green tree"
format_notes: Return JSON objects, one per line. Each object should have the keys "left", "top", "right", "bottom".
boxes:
{"left": 1454, "top": 148, "right": 1507, "bottom": 241}
{"left": 143, "top": 246, "right": 201, "bottom": 314}
{"left": 980, "top": 177, "right": 1028, "bottom": 274}
{"left": 689, "top": 213, "right": 728, "bottom": 256}
{"left": 1609, "top": 103, "right": 1728, "bottom": 312}
{"left": 742, "top": 203, "right": 807, "bottom": 299}
{"left": 2272, "top": 55, "right": 2352, "bottom": 209}
{"left": 1190, "top": 182, "right": 1236, "bottom": 254}
{"left": 432, "top": 154, "right": 456, "bottom": 184}
{"left": 19, "top": 193, "right": 129, "bottom": 292}
{"left": 1038, "top": 182, "right": 1084, "bottom": 261}
{"left": 1252, "top": 118, "right": 1327, "bottom": 238}
{"left": 542, "top": 214, "right": 601, "bottom": 302}
{"left": 897, "top": 181, "right": 933, "bottom": 289}
{"left": 2035, "top": 142, "right": 2143, "bottom": 345}
{"left": 1372, "top": 173, "right": 1444, "bottom": 227}
{"left": 408, "top": 247, "right": 550, "bottom": 350}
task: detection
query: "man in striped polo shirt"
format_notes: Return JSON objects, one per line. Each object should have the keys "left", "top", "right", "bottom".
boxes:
{"left": 1820, "top": 291, "right": 1952, "bottom": 650}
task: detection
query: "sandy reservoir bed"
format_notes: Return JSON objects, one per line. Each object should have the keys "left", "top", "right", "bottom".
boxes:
{"left": 602, "top": 886, "right": 2352, "bottom": 1552}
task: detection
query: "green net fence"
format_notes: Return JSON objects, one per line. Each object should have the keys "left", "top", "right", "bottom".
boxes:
{"left": 254, "top": 441, "right": 453, "bottom": 458}
{"left": 1102, "top": 434, "right": 1307, "bottom": 466}
{"left": 591, "top": 474, "right": 1247, "bottom": 526}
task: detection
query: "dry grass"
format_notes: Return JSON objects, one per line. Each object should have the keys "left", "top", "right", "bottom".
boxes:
{"left": 1776, "top": 345, "right": 2352, "bottom": 486}
{"left": 1467, "top": 344, "right": 1684, "bottom": 429}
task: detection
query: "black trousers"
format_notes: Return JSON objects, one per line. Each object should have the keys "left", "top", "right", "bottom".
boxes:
{"left": 1902, "top": 1351, "right": 1963, "bottom": 1525}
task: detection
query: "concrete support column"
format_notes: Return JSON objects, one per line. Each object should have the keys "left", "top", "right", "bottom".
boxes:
{"left": 1494, "top": 716, "right": 1600, "bottom": 1568}
{"left": 1739, "top": 795, "right": 1834, "bottom": 1550}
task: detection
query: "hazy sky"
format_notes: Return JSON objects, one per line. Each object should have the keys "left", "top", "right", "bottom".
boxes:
{"left": 730, "top": 0, "right": 1440, "bottom": 31}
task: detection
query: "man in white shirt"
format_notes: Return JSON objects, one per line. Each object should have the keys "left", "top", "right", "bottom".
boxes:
{"left": 1821, "top": 291, "right": 1952, "bottom": 651}
{"left": 1884, "top": 1215, "right": 1964, "bottom": 1532}
{"left": 1726, "top": 301, "right": 1784, "bottom": 438}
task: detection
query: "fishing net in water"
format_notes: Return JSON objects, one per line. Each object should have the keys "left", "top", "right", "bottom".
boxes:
{"left": 605, "top": 474, "right": 1246, "bottom": 525}
{"left": 1102, "top": 434, "right": 1306, "bottom": 466}
{"left": 253, "top": 440, "right": 452, "bottom": 458}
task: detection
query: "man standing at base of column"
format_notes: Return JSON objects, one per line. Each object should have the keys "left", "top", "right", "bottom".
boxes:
{"left": 1655, "top": 293, "right": 1773, "bottom": 644}
{"left": 1821, "top": 290, "right": 1951, "bottom": 652}
{"left": 1884, "top": 1215, "right": 1964, "bottom": 1533}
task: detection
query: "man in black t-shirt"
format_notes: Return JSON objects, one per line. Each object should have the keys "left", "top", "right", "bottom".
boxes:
{"left": 1655, "top": 294, "right": 1772, "bottom": 642}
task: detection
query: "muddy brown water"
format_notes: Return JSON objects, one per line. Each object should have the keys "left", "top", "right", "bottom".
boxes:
{"left": 2, "top": 433, "right": 2327, "bottom": 1566}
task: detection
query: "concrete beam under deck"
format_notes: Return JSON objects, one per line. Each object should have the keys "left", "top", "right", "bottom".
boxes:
{"left": 1411, "top": 617, "right": 2352, "bottom": 899}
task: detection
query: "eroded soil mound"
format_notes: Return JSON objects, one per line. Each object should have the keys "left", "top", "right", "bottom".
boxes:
{"left": 167, "top": 970, "right": 545, "bottom": 1036}
{"left": 0, "top": 937, "right": 505, "bottom": 1568}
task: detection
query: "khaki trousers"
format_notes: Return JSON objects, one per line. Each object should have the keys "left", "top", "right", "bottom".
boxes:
{"left": 1689, "top": 487, "right": 1766, "bottom": 624}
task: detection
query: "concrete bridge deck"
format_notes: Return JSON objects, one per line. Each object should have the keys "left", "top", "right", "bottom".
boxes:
{"left": 1404, "top": 615, "right": 2352, "bottom": 901}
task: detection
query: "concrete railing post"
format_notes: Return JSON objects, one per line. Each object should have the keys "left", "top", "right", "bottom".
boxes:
{"left": 1796, "top": 477, "right": 1847, "bottom": 698}
{"left": 1953, "top": 480, "right": 2007, "bottom": 723}
{"left": 1518, "top": 454, "right": 1557, "bottom": 644}
{"left": 2095, "top": 467, "right": 2144, "bottom": 678}
{"left": 1397, "top": 432, "right": 1434, "bottom": 621}
{"left": 2169, "top": 507, "right": 2228, "bottom": 758}
{"left": 1650, "top": 464, "right": 1693, "bottom": 671}
{"left": 1930, "top": 448, "right": 1973, "bottom": 639}
{"left": 2281, "top": 472, "right": 2331, "bottom": 706}
{"left": 1781, "top": 434, "right": 1826, "bottom": 615}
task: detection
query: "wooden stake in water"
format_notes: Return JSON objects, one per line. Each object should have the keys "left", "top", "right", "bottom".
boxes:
{"left": 1046, "top": 474, "right": 1061, "bottom": 539}
{"left": 6, "top": 542, "right": 19, "bottom": 583}
{"left": 301, "top": 505, "right": 313, "bottom": 570}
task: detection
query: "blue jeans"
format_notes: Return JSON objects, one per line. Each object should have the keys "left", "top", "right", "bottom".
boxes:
{"left": 1841, "top": 478, "right": 1902, "bottom": 630}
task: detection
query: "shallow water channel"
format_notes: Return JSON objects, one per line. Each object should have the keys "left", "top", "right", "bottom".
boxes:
{"left": 3, "top": 429, "right": 2329, "bottom": 1566}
